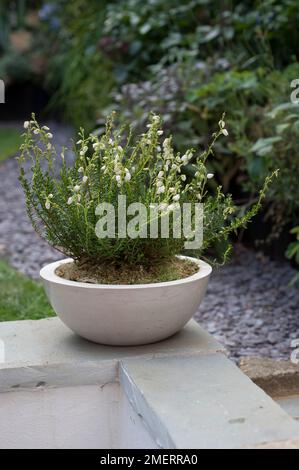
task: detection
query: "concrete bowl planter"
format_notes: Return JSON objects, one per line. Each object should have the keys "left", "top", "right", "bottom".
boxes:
{"left": 40, "top": 256, "right": 212, "bottom": 346}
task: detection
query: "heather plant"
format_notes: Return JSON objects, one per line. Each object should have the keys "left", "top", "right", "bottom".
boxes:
{"left": 18, "top": 113, "right": 275, "bottom": 271}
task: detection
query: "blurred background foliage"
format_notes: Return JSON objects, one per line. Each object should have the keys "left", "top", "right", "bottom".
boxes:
{"left": 1, "top": 0, "right": 299, "bottom": 275}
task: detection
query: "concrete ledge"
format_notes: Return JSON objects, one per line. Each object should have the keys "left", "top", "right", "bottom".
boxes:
{"left": 0, "top": 318, "right": 226, "bottom": 392}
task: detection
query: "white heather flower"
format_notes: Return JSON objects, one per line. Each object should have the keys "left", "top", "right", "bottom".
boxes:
{"left": 171, "top": 164, "right": 177, "bottom": 170}
{"left": 156, "top": 180, "right": 164, "bottom": 187}
{"left": 124, "top": 172, "right": 131, "bottom": 182}
{"left": 207, "top": 173, "right": 214, "bottom": 179}
{"left": 42, "top": 126, "right": 50, "bottom": 131}
{"left": 48, "top": 194, "right": 53, "bottom": 199}
{"left": 159, "top": 203, "right": 168, "bottom": 211}
{"left": 74, "top": 185, "right": 80, "bottom": 192}
{"left": 47, "top": 143, "right": 52, "bottom": 150}
{"left": 156, "top": 185, "right": 165, "bottom": 195}
{"left": 77, "top": 195, "right": 81, "bottom": 203}
{"left": 158, "top": 171, "right": 164, "bottom": 178}
{"left": 181, "top": 154, "right": 188, "bottom": 163}
{"left": 115, "top": 175, "right": 122, "bottom": 183}
{"left": 78, "top": 167, "right": 84, "bottom": 173}
{"left": 45, "top": 201, "right": 51, "bottom": 210}
{"left": 181, "top": 174, "right": 187, "bottom": 181}
{"left": 222, "top": 129, "right": 229, "bottom": 137}
{"left": 218, "top": 119, "right": 225, "bottom": 129}
{"left": 93, "top": 142, "right": 99, "bottom": 150}
{"left": 67, "top": 197, "right": 73, "bottom": 205}
{"left": 169, "top": 187, "right": 176, "bottom": 194}
{"left": 77, "top": 139, "right": 82, "bottom": 144}
{"left": 23, "top": 121, "right": 30, "bottom": 129}
{"left": 109, "top": 138, "right": 113, "bottom": 144}
{"left": 195, "top": 171, "right": 200, "bottom": 177}
{"left": 156, "top": 145, "right": 161, "bottom": 152}
{"left": 82, "top": 175, "right": 88, "bottom": 183}
{"left": 47, "top": 133, "right": 53, "bottom": 139}
{"left": 33, "top": 129, "right": 40, "bottom": 135}
{"left": 157, "top": 130, "right": 163, "bottom": 136}
{"left": 173, "top": 194, "right": 180, "bottom": 202}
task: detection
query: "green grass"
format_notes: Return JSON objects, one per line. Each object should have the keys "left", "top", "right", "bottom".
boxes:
{"left": 0, "top": 260, "right": 55, "bottom": 322}
{"left": 0, "top": 128, "right": 22, "bottom": 162}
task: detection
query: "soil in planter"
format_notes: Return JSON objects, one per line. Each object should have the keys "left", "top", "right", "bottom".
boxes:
{"left": 55, "top": 258, "right": 199, "bottom": 285}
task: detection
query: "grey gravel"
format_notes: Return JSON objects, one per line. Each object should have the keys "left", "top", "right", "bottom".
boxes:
{"left": 0, "top": 122, "right": 298, "bottom": 361}
{"left": 195, "top": 247, "right": 299, "bottom": 361}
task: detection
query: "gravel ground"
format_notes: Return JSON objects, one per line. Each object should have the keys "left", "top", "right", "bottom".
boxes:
{"left": 0, "top": 122, "right": 298, "bottom": 361}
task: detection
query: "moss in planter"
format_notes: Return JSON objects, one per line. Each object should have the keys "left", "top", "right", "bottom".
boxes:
{"left": 56, "top": 257, "right": 199, "bottom": 285}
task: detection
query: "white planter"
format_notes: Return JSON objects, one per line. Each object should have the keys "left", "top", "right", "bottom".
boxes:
{"left": 40, "top": 256, "right": 212, "bottom": 346}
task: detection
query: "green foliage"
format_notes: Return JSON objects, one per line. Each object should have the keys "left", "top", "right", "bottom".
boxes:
{"left": 42, "top": 0, "right": 115, "bottom": 131}
{"left": 19, "top": 114, "right": 274, "bottom": 268}
{"left": 286, "top": 227, "right": 299, "bottom": 285}
{"left": 0, "top": 1, "right": 46, "bottom": 83}
{"left": 0, "top": 260, "right": 55, "bottom": 321}
{"left": 0, "top": 128, "right": 22, "bottom": 162}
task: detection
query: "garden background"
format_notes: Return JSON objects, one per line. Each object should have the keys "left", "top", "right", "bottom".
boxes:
{"left": 0, "top": 0, "right": 298, "bottom": 360}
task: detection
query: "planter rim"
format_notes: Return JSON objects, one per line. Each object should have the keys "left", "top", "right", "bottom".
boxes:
{"left": 40, "top": 256, "right": 212, "bottom": 290}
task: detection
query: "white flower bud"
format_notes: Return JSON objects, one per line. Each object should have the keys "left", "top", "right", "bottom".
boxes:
{"left": 173, "top": 194, "right": 180, "bottom": 202}
{"left": 45, "top": 201, "right": 51, "bottom": 210}
{"left": 82, "top": 176, "right": 88, "bottom": 183}
{"left": 47, "top": 133, "right": 53, "bottom": 139}
{"left": 124, "top": 172, "right": 131, "bottom": 182}
{"left": 67, "top": 197, "right": 73, "bottom": 205}
{"left": 74, "top": 185, "right": 80, "bottom": 192}
{"left": 156, "top": 186, "right": 165, "bottom": 195}
{"left": 222, "top": 129, "right": 228, "bottom": 136}
{"left": 23, "top": 121, "right": 30, "bottom": 129}
{"left": 207, "top": 173, "right": 214, "bottom": 179}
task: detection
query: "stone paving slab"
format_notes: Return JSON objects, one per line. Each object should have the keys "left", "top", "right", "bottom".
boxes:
{"left": 121, "top": 354, "right": 299, "bottom": 449}
{"left": 240, "top": 357, "right": 299, "bottom": 397}
{"left": 0, "top": 318, "right": 226, "bottom": 391}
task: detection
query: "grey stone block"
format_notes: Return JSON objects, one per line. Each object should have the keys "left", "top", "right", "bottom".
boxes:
{"left": 0, "top": 317, "right": 226, "bottom": 391}
{"left": 121, "top": 354, "right": 299, "bottom": 449}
